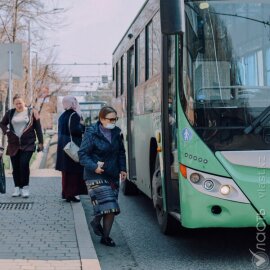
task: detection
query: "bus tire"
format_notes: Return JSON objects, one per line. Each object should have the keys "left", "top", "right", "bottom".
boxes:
{"left": 152, "top": 157, "right": 177, "bottom": 235}
{"left": 122, "top": 179, "right": 138, "bottom": 196}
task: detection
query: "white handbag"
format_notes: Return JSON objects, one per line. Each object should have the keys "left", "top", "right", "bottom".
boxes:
{"left": 63, "top": 112, "right": 80, "bottom": 162}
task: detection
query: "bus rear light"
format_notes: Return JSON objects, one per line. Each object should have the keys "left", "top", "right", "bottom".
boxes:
{"left": 220, "top": 185, "right": 231, "bottom": 195}
{"left": 180, "top": 164, "right": 187, "bottom": 178}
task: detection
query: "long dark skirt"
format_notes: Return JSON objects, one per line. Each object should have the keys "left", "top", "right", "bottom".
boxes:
{"left": 86, "top": 180, "right": 120, "bottom": 217}
{"left": 62, "top": 171, "right": 88, "bottom": 199}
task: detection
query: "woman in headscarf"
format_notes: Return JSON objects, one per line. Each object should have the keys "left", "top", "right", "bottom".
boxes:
{"left": 55, "top": 96, "right": 87, "bottom": 202}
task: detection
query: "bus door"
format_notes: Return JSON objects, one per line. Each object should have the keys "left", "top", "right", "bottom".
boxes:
{"left": 162, "top": 35, "right": 180, "bottom": 213}
{"left": 127, "top": 46, "right": 137, "bottom": 180}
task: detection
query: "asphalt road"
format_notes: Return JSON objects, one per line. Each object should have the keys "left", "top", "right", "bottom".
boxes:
{"left": 81, "top": 189, "right": 270, "bottom": 270}
{"left": 45, "top": 136, "right": 269, "bottom": 270}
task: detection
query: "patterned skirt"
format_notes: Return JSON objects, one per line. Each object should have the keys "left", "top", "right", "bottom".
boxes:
{"left": 86, "top": 179, "right": 120, "bottom": 216}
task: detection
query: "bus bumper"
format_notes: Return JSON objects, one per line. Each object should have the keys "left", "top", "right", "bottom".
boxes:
{"left": 180, "top": 181, "right": 266, "bottom": 228}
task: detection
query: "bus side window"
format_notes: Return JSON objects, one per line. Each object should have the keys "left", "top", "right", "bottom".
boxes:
{"left": 153, "top": 12, "right": 161, "bottom": 75}
{"left": 120, "top": 56, "right": 124, "bottom": 95}
{"left": 146, "top": 21, "right": 153, "bottom": 80}
{"left": 116, "top": 62, "right": 119, "bottom": 98}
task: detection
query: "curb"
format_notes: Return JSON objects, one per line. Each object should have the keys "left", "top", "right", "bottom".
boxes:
{"left": 72, "top": 202, "right": 101, "bottom": 270}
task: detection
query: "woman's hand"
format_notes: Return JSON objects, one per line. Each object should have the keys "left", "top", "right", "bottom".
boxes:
{"left": 95, "top": 167, "right": 104, "bottom": 174}
{"left": 38, "top": 143, "right": 44, "bottom": 152}
{"left": 0, "top": 146, "right": 4, "bottom": 158}
{"left": 120, "top": 171, "right": 127, "bottom": 181}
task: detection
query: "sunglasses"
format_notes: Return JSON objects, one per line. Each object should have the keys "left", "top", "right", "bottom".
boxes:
{"left": 105, "top": 117, "right": 118, "bottom": 122}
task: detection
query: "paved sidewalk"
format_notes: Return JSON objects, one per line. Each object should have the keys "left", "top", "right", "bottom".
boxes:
{"left": 0, "top": 169, "right": 101, "bottom": 270}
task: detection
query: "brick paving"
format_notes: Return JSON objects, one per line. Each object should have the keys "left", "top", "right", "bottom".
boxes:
{"left": 0, "top": 169, "right": 100, "bottom": 270}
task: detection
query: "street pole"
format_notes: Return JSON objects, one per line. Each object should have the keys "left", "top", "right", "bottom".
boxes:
{"left": 8, "top": 48, "right": 13, "bottom": 169}
{"left": 28, "top": 21, "right": 32, "bottom": 106}
{"left": 8, "top": 49, "right": 13, "bottom": 110}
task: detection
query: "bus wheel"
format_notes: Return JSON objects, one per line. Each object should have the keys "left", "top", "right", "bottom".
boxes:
{"left": 152, "top": 160, "right": 176, "bottom": 235}
{"left": 122, "top": 179, "right": 138, "bottom": 196}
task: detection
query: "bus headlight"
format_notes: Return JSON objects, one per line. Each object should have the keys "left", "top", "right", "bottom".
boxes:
{"left": 220, "top": 185, "right": 230, "bottom": 195}
{"left": 204, "top": 179, "right": 214, "bottom": 190}
{"left": 186, "top": 168, "right": 249, "bottom": 203}
{"left": 190, "top": 173, "right": 201, "bottom": 183}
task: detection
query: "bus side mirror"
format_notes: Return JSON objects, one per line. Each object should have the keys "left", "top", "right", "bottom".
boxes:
{"left": 160, "top": 0, "right": 185, "bottom": 34}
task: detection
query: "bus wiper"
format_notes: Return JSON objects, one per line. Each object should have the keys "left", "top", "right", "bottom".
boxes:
{"left": 244, "top": 106, "right": 270, "bottom": 134}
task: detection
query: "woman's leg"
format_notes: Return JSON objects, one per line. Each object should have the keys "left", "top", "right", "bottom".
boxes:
{"left": 19, "top": 151, "right": 33, "bottom": 187}
{"left": 10, "top": 151, "right": 21, "bottom": 188}
{"left": 103, "top": 213, "right": 115, "bottom": 238}
{"left": 90, "top": 215, "right": 104, "bottom": 236}
{"left": 93, "top": 215, "right": 102, "bottom": 224}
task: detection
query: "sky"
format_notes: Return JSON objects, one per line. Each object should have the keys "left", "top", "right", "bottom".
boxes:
{"left": 45, "top": 0, "right": 146, "bottom": 80}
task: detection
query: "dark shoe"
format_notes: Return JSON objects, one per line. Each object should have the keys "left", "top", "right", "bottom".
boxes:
{"left": 100, "top": 236, "right": 116, "bottom": 247}
{"left": 90, "top": 220, "right": 104, "bottom": 236}
{"left": 66, "top": 196, "right": 80, "bottom": 202}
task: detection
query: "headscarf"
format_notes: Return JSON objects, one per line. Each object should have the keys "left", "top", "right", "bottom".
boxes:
{"left": 62, "top": 96, "right": 81, "bottom": 115}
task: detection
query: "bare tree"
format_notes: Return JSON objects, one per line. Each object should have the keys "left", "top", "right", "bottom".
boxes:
{"left": 0, "top": 0, "right": 65, "bottom": 42}
{"left": 0, "top": 0, "right": 67, "bottom": 144}
{"left": 0, "top": 0, "right": 66, "bottom": 109}
{"left": 33, "top": 64, "right": 66, "bottom": 114}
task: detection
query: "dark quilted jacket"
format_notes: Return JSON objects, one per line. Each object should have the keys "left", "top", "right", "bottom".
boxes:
{"left": 78, "top": 121, "right": 126, "bottom": 183}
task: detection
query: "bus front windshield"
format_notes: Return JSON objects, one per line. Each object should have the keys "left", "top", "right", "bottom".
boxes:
{"left": 182, "top": 1, "right": 270, "bottom": 151}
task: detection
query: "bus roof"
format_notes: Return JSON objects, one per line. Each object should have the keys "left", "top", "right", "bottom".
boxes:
{"left": 112, "top": 0, "right": 149, "bottom": 55}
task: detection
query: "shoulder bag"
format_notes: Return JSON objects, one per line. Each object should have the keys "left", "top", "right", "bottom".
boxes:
{"left": 63, "top": 112, "right": 80, "bottom": 162}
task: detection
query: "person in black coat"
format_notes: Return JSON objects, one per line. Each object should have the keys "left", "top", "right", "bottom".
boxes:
{"left": 55, "top": 96, "right": 87, "bottom": 202}
{"left": 0, "top": 94, "right": 43, "bottom": 198}
{"left": 78, "top": 106, "right": 127, "bottom": 247}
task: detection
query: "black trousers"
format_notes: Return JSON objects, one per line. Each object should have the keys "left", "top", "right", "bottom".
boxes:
{"left": 10, "top": 150, "right": 33, "bottom": 188}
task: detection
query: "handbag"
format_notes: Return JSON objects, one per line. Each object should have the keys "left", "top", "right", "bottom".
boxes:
{"left": 63, "top": 112, "right": 80, "bottom": 162}
{"left": 0, "top": 147, "right": 6, "bottom": 194}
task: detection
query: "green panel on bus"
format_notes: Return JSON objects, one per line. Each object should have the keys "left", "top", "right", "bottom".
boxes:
{"left": 177, "top": 102, "right": 229, "bottom": 177}
{"left": 216, "top": 152, "right": 270, "bottom": 225}
{"left": 180, "top": 179, "right": 261, "bottom": 228}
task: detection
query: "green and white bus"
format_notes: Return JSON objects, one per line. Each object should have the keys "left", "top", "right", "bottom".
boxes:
{"left": 112, "top": 0, "right": 270, "bottom": 234}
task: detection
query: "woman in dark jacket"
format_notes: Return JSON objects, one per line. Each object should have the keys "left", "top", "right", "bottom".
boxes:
{"left": 0, "top": 94, "right": 43, "bottom": 198}
{"left": 78, "top": 106, "right": 127, "bottom": 247}
{"left": 55, "top": 96, "right": 87, "bottom": 202}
